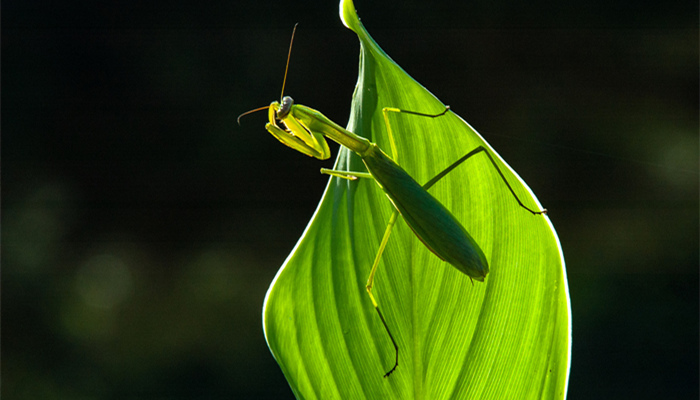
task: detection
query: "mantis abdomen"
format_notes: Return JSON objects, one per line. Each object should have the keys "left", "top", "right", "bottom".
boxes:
{"left": 361, "top": 144, "right": 489, "bottom": 281}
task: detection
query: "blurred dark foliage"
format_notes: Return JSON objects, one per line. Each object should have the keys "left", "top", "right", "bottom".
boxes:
{"left": 3, "top": 0, "right": 698, "bottom": 398}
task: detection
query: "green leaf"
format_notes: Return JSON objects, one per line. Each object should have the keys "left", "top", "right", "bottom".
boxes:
{"left": 263, "top": 0, "right": 571, "bottom": 398}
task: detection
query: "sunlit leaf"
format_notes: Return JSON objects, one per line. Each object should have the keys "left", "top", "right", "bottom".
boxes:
{"left": 263, "top": 0, "right": 571, "bottom": 398}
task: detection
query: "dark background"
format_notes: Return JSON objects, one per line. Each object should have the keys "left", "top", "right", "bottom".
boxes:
{"left": 3, "top": 0, "right": 698, "bottom": 398}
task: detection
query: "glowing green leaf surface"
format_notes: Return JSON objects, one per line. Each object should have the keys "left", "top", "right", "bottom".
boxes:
{"left": 263, "top": 1, "right": 571, "bottom": 398}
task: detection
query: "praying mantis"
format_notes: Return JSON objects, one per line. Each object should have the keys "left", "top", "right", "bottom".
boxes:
{"left": 239, "top": 25, "right": 547, "bottom": 378}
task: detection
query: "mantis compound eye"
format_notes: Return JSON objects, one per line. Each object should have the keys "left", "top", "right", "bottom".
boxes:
{"left": 278, "top": 96, "right": 294, "bottom": 119}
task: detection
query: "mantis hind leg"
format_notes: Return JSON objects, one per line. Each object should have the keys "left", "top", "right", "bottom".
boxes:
{"left": 422, "top": 146, "right": 547, "bottom": 215}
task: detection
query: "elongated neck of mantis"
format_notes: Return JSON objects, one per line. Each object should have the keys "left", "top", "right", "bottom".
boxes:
{"left": 293, "top": 104, "right": 372, "bottom": 156}
{"left": 322, "top": 123, "right": 372, "bottom": 156}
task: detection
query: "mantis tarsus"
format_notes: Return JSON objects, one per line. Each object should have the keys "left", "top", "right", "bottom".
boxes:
{"left": 239, "top": 24, "right": 547, "bottom": 378}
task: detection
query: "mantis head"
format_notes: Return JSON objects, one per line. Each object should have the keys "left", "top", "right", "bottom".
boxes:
{"left": 275, "top": 96, "right": 294, "bottom": 119}
{"left": 237, "top": 25, "right": 331, "bottom": 160}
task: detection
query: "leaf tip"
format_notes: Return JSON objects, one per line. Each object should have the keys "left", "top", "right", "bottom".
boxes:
{"left": 339, "top": 0, "right": 358, "bottom": 31}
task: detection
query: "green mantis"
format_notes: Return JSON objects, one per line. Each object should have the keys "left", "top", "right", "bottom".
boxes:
{"left": 240, "top": 25, "right": 547, "bottom": 378}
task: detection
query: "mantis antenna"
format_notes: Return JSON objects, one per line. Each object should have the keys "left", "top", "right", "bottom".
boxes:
{"left": 280, "top": 23, "right": 298, "bottom": 102}
{"left": 237, "top": 23, "right": 299, "bottom": 125}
